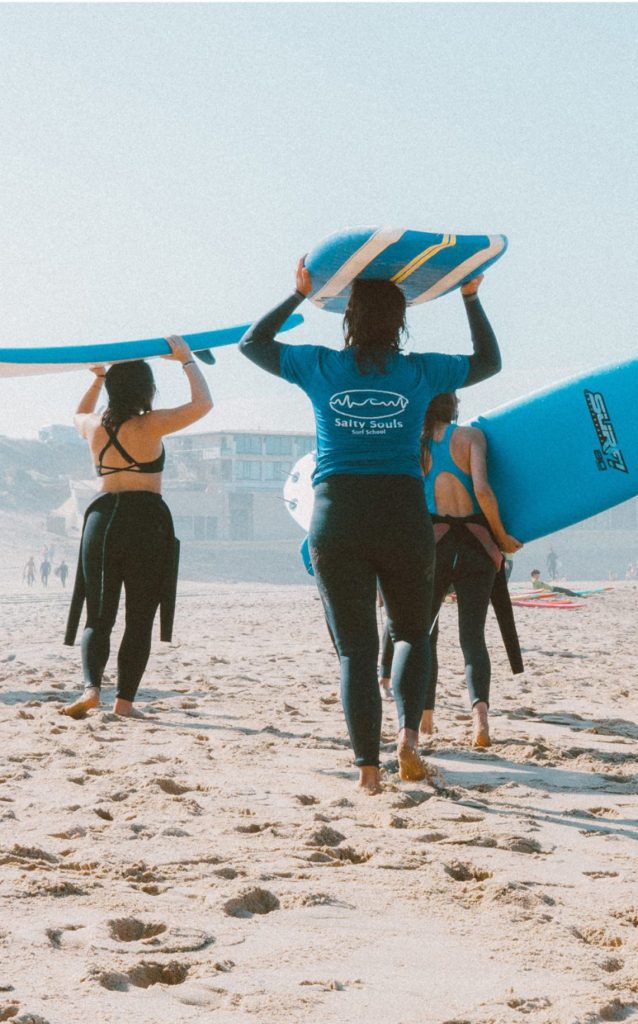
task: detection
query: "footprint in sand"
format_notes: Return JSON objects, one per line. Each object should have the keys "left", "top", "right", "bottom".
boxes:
{"left": 306, "top": 825, "right": 346, "bottom": 848}
{"left": 46, "top": 924, "right": 86, "bottom": 949}
{"left": 0, "top": 1005, "right": 21, "bottom": 1021}
{"left": 443, "top": 860, "right": 492, "bottom": 883}
{"left": 599, "top": 956, "right": 624, "bottom": 973}
{"left": 90, "top": 917, "right": 212, "bottom": 954}
{"left": 154, "top": 778, "right": 191, "bottom": 796}
{"left": 294, "top": 794, "right": 319, "bottom": 806}
{"left": 572, "top": 926, "right": 624, "bottom": 948}
{"left": 223, "top": 888, "right": 280, "bottom": 918}
{"left": 307, "top": 846, "right": 371, "bottom": 866}
{"left": 611, "top": 907, "right": 638, "bottom": 927}
{"left": 88, "top": 960, "right": 190, "bottom": 991}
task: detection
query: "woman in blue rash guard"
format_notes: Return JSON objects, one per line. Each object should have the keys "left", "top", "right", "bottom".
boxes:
{"left": 240, "top": 260, "right": 502, "bottom": 794}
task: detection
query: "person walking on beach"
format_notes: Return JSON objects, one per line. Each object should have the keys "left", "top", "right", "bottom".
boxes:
{"left": 60, "top": 340, "right": 212, "bottom": 719}
{"left": 55, "top": 559, "right": 69, "bottom": 588}
{"left": 546, "top": 548, "right": 558, "bottom": 580}
{"left": 40, "top": 556, "right": 51, "bottom": 587}
{"left": 419, "top": 392, "right": 522, "bottom": 746}
{"left": 23, "top": 556, "right": 36, "bottom": 587}
{"left": 240, "top": 260, "right": 502, "bottom": 793}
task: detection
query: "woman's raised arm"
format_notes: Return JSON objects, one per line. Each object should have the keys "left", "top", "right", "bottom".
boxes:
{"left": 147, "top": 336, "right": 213, "bottom": 435}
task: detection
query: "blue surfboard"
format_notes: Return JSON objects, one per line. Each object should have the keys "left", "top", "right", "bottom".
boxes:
{"left": 0, "top": 314, "right": 304, "bottom": 378}
{"left": 473, "top": 357, "right": 638, "bottom": 542}
{"left": 305, "top": 227, "right": 507, "bottom": 313}
{"left": 284, "top": 357, "right": 638, "bottom": 546}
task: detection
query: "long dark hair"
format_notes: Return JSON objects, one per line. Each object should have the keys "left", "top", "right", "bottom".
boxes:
{"left": 102, "top": 361, "right": 156, "bottom": 433}
{"left": 420, "top": 392, "right": 458, "bottom": 472}
{"left": 343, "top": 278, "right": 407, "bottom": 374}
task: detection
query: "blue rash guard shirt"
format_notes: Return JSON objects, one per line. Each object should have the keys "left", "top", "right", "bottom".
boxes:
{"left": 279, "top": 344, "right": 468, "bottom": 484}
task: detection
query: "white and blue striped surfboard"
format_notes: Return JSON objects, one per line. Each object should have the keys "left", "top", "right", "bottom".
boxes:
{"left": 306, "top": 227, "right": 508, "bottom": 313}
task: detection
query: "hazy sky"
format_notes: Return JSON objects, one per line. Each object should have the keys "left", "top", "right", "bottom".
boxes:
{"left": 2, "top": 3, "right": 636, "bottom": 437}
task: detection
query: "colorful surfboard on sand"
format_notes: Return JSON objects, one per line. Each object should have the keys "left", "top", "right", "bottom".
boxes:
{"left": 284, "top": 357, "right": 638, "bottom": 546}
{"left": 0, "top": 315, "right": 304, "bottom": 378}
{"left": 305, "top": 227, "right": 508, "bottom": 313}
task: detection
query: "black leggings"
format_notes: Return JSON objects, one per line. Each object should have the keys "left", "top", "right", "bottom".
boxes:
{"left": 427, "top": 530, "right": 496, "bottom": 710}
{"left": 80, "top": 492, "right": 173, "bottom": 702}
{"left": 309, "top": 475, "right": 434, "bottom": 768}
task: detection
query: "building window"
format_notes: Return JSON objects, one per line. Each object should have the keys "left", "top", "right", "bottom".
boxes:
{"left": 265, "top": 435, "right": 293, "bottom": 456}
{"left": 221, "top": 461, "right": 232, "bottom": 481}
{"left": 236, "top": 461, "right": 262, "bottom": 481}
{"left": 295, "top": 436, "right": 315, "bottom": 456}
{"left": 235, "top": 435, "right": 262, "bottom": 455}
{"left": 263, "top": 461, "right": 292, "bottom": 481}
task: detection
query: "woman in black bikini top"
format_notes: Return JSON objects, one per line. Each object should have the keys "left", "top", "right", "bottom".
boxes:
{"left": 61, "top": 336, "right": 212, "bottom": 720}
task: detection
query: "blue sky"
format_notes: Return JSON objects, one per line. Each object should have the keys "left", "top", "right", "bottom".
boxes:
{"left": 2, "top": 3, "right": 636, "bottom": 437}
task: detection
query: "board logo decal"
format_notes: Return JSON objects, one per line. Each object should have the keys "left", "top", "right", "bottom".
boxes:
{"left": 329, "top": 390, "right": 409, "bottom": 420}
{"left": 584, "top": 389, "right": 628, "bottom": 473}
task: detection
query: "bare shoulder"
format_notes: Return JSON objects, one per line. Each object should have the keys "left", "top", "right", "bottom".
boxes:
{"left": 74, "top": 411, "right": 102, "bottom": 440}
{"left": 464, "top": 425, "right": 486, "bottom": 446}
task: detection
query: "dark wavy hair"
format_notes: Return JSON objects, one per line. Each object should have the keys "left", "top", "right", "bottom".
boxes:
{"left": 102, "top": 361, "right": 156, "bottom": 433}
{"left": 420, "top": 392, "right": 458, "bottom": 471}
{"left": 343, "top": 278, "right": 408, "bottom": 374}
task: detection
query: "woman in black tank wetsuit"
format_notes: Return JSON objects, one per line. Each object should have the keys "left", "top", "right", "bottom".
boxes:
{"left": 60, "top": 337, "right": 213, "bottom": 719}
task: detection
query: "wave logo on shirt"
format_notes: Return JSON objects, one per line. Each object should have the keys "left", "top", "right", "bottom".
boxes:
{"left": 329, "top": 390, "right": 409, "bottom": 420}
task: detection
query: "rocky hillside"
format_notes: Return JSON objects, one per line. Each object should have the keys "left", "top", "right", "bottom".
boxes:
{"left": 0, "top": 436, "right": 92, "bottom": 512}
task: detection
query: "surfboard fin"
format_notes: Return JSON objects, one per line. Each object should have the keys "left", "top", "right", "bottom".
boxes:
{"left": 194, "top": 349, "right": 216, "bottom": 365}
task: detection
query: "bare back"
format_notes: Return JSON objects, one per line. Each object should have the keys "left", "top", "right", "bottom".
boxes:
{"left": 84, "top": 413, "right": 166, "bottom": 494}
{"left": 423, "top": 424, "right": 486, "bottom": 516}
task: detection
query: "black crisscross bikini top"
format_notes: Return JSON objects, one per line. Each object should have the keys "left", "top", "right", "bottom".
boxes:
{"left": 95, "top": 422, "right": 166, "bottom": 477}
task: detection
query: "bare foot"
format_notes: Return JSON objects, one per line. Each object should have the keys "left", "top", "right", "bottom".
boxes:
{"left": 379, "top": 677, "right": 393, "bottom": 702}
{"left": 357, "top": 766, "right": 383, "bottom": 795}
{"left": 397, "top": 727, "right": 427, "bottom": 781}
{"left": 420, "top": 709, "right": 434, "bottom": 735}
{"left": 472, "top": 701, "right": 491, "bottom": 747}
{"left": 59, "top": 687, "right": 100, "bottom": 719}
{"left": 113, "top": 698, "right": 136, "bottom": 718}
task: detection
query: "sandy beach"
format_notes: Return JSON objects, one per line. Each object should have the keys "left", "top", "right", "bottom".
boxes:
{"left": 0, "top": 551, "right": 636, "bottom": 1024}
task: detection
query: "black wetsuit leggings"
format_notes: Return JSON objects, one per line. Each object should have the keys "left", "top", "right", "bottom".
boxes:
{"left": 309, "top": 475, "right": 434, "bottom": 768}
{"left": 80, "top": 492, "right": 173, "bottom": 702}
{"left": 427, "top": 531, "right": 496, "bottom": 710}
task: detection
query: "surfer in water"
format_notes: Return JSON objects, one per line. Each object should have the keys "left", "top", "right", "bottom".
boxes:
{"left": 240, "top": 260, "right": 502, "bottom": 793}
{"left": 60, "top": 339, "right": 212, "bottom": 719}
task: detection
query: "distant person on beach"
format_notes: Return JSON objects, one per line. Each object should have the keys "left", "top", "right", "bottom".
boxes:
{"left": 23, "top": 556, "right": 36, "bottom": 587}
{"left": 530, "top": 569, "right": 580, "bottom": 598}
{"left": 55, "top": 559, "right": 69, "bottom": 588}
{"left": 240, "top": 260, "right": 502, "bottom": 793}
{"left": 546, "top": 548, "right": 558, "bottom": 580}
{"left": 40, "top": 557, "right": 51, "bottom": 587}
{"left": 60, "top": 340, "right": 212, "bottom": 720}
{"left": 382, "top": 392, "right": 522, "bottom": 747}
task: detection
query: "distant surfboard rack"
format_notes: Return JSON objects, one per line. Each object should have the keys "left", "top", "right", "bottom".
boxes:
{"left": 305, "top": 227, "right": 508, "bottom": 313}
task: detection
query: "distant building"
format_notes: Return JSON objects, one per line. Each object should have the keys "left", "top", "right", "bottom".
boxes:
{"left": 163, "top": 430, "right": 315, "bottom": 541}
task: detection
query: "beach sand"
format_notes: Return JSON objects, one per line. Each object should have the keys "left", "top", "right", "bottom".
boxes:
{"left": 0, "top": 561, "right": 637, "bottom": 1024}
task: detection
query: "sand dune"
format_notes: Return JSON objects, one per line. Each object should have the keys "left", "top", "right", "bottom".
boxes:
{"left": 0, "top": 574, "right": 636, "bottom": 1023}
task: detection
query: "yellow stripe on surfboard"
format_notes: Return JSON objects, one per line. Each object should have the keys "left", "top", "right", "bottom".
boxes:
{"left": 391, "top": 234, "right": 457, "bottom": 285}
